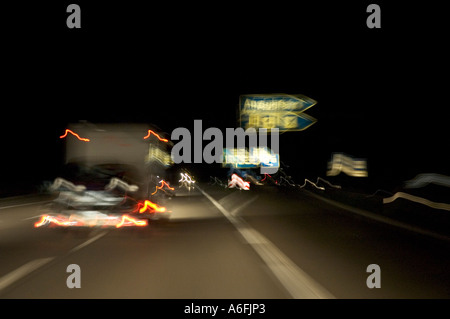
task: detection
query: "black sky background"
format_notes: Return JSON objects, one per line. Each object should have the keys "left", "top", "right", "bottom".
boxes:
{"left": 1, "top": 1, "right": 448, "bottom": 195}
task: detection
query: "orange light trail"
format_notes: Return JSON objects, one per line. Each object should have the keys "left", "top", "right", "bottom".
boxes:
{"left": 116, "top": 215, "right": 147, "bottom": 228}
{"left": 34, "top": 215, "right": 52, "bottom": 227}
{"left": 35, "top": 214, "right": 147, "bottom": 228}
{"left": 151, "top": 180, "right": 175, "bottom": 195}
{"left": 34, "top": 215, "right": 76, "bottom": 227}
{"left": 143, "top": 130, "right": 168, "bottom": 142}
{"left": 159, "top": 180, "right": 175, "bottom": 190}
{"left": 60, "top": 129, "right": 90, "bottom": 142}
{"left": 138, "top": 200, "right": 166, "bottom": 213}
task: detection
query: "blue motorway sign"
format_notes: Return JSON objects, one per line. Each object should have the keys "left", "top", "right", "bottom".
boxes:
{"left": 239, "top": 94, "right": 317, "bottom": 132}
{"left": 240, "top": 111, "right": 317, "bottom": 132}
{"left": 239, "top": 94, "right": 317, "bottom": 114}
{"left": 222, "top": 147, "right": 280, "bottom": 170}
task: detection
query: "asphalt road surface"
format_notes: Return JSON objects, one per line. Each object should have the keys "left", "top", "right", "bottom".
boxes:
{"left": 1, "top": 184, "right": 449, "bottom": 299}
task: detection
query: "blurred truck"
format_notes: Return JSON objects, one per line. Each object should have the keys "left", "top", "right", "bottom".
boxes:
{"left": 34, "top": 122, "right": 174, "bottom": 228}
{"left": 61, "top": 122, "right": 173, "bottom": 200}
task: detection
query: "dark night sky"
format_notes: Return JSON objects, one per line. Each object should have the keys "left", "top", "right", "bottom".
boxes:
{"left": 1, "top": 1, "right": 448, "bottom": 194}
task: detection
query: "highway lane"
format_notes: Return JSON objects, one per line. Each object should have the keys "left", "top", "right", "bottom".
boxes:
{"left": 203, "top": 185, "right": 450, "bottom": 298}
{"left": 235, "top": 187, "right": 450, "bottom": 298}
{"left": 0, "top": 185, "right": 449, "bottom": 298}
{"left": 0, "top": 189, "right": 289, "bottom": 298}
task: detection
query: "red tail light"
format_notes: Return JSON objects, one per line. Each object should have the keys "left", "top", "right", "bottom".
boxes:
{"left": 60, "top": 129, "right": 90, "bottom": 142}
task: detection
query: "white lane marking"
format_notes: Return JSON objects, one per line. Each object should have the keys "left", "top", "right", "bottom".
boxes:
{"left": 237, "top": 226, "right": 268, "bottom": 245}
{"left": 196, "top": 185, "right": 335, "bottom": 299}
{"left": 217, "top": 192, "right": 240, "bottom": 206}
{"left": 231, "top": 196, "right": 259, "bottom": 216}
{"left": 0, "top": 200, "right": 50, "bottom": 210}
{"left": 0, "top": 257, "right": 54, "bottom": 292}
{"left": 22, "top": 215, "right": 45, "bottom": 221}
{"left": 68, "top": 231, "right": 108, "bottom": 253}
{"left": 0, "top": 230, "right": 107, "bottom": 294}
{"left": 244, "top": 227, "right": 334, "bottom": 299}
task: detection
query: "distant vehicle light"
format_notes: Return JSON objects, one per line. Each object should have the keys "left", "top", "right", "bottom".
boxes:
{"left": 179, "top": 173, "right": 195, "bottom": 184}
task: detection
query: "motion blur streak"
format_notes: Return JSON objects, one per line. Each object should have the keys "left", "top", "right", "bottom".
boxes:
{"left": 327, "top": 153, "right": 367, "bottom": 177}
{"left": 34, "top": 214, "right": 148, "bottom": 228}
{"left": 383, "top": 192, "right": 450, "bottom": 211}
{"left": 179, "top": 173, "right": 195, "bottom": 184}
{"left": 34, "top": 215, "right": 78, "bottom": 227}
{"left": 115, "top": 215, "right": 147, "bottom": 228}
{"left": 228, "top": 174, "right": 250, "bottom": 190}
{"left": 59, "top": 129, "right": 90, "bottom": 142}
{"left": 151, "top": 180, "right": 175, "bottom": 195}
{"left": 143, "top": 130, "right": 169, "bottom": 142}
{"left": 299, "top": 179, "right": 325, "bottom": 191}
{"left": 49, "top": 177, "right": 86, "bottom": 192}
{"left": 299, "top": 177, "right": 341, "bottom": 190}
{"left": 404, "top": 173, "right": 450, "bottom": 188}
{"left": 159, "top": 180, "right": 174, "bottom": 190}
{"left": 138, "top": 200, "right": 166, "bottom": 213}
{"left": 105, "top": 177, "right": 139, "bottom": 192}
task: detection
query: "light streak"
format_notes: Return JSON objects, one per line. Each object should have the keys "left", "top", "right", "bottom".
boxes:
{"left": 209, "top": 176, "right": 227, "bottom": 187}
{"left": 298, "top": 177, "right": 341, "bottom": 190}
{"left": 35, "top": 215, "right": 55, "bottom": 227}
{"left": 298, "top": 179, "right": 325, "bottom": 191}
{"left": 152, "top": 180, "right": 175, "bottom": 195}
{"left": 151, "top": 180, "right": 175, "bottom": 195}
{"left": 49, "top": 177, "right": 86, "bottom": 192}
{"left": 179, "top": 173, "right": 195, "bottom": 184}
{"left": 159, "top": 180, "right": 175, "bottom": 190}
{"left": 138, "top": 200, "right": 166, "bottom": 213}
{"left": 143, "top": 130, "right": 168, "bottom": 142}
{"left": 60, "top": 129, "right": 90, "bottom": 142}
{"left": 366, "top": 189, "right": 394, "bottom": 198}
{"left": 34, "top": 215, "right": 80, "bottom": 227}
{"left": 105, "top": 177, "right": 139, "bottom": 192}
{"left": 327, "top": 153, "right": 367, "bottom": 177}
{"left": 35, "top": 214, "right": 148, "bottom": 228}
{"left": 383, "top": 192, "right": 450, "bottom": 211}
{"left": 115, "top": 215, "right": 148, "bottom": 228}
{"left": 404, "top": 173, "right": 450, "bottom": 189}
{"left": 228, "top": 174, "right": 250, "bottom": 190}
